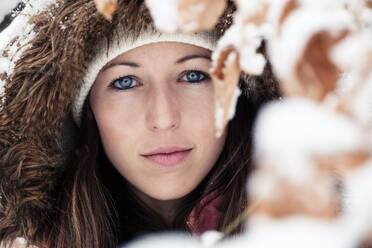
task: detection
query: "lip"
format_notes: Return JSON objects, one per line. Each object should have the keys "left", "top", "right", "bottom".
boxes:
{"left": 141, "top": 147, "right": 193, "bottom": 167}
{"left": 142, "top": 146, "right": 192, "bottom": 156}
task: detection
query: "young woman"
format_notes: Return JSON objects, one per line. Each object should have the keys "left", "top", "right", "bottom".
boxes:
{"left": 0, "top": 0, "right": 279, "bottom": 247}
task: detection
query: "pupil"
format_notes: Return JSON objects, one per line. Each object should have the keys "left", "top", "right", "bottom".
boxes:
{"left": 121, "top": 77, "right": 132, "bottom": 86}
{"left": 187, "top": 72, "right": 201, "bottom": 81}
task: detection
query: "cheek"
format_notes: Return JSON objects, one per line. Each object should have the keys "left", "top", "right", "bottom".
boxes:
{"left": 183, "top": 90, "right": 226, "bottom": 160}
{"left": 91, "top": 98, "right": 142, "bottom": 166}
{"left": 185, "top": 90, "right": 218, "bottom": 139}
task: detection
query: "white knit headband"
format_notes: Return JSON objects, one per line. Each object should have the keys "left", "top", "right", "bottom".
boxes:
{"left": 72, "top": 30, "right": 217, "bottom": 125}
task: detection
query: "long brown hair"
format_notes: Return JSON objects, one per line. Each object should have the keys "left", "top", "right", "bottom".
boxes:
{"left": 38, "top": 60, "right": 279, "bottom": 247}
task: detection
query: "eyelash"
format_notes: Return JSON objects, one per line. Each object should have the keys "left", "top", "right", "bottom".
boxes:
{"left": 109, "top": 70, "right": 211, "bottom": 91}
{"left": 179, "top": 70, "right": 211, "bottom": 84}
{"left": 109, "top": 75, "right": 140, "bottom": 91}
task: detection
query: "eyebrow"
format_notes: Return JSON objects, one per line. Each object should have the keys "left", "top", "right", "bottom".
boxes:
{"left": 101, "top": 61, "right": 140, "bottom": 72}
{"left": 176, "top": 54, "right": 212, "bottom": 64}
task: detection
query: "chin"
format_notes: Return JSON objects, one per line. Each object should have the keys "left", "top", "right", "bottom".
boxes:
{"left": 147, "top": 187, "right": 192, "bottom": 201}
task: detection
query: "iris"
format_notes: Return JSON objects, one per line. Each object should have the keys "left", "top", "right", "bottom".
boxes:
{"left": 183, "top": 70, "right": 208, "bottom": 83}
{"left": 111, "top": 76, "right": 138, "bottom": 90}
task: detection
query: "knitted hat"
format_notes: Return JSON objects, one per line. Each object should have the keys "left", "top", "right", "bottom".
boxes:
{"left": 72, "top": 29, "right": 217, "bottom": 125}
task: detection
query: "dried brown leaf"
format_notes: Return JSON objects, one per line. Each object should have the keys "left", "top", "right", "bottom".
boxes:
{"left": 314, "top": 152, "right": 371, "bottom": 174}
{"left": 278, "top": 0, "right": 300, "bottom": 34}
{"left": 253, "top": 175, "right": 340, "bottom": 219}
{"left": 233, "top": 0, "right": 269, "bottom": 26}
{"left": 358, "top": 235, "right": 372, "bottom": 248}
{"left": 178, "top": 0, "right": 226, "bottom": 32}
{"left": 211, "top": 47, "right": 241, "bottom": 136}
{"left": 366, "top": 0, "right": 372, "bottom": 9}
{"left": 245, "top": 3, "right": 270, "bottom": 26}
{"left": 282, "top": 30, "right": 348, "bottom": 101}
{"left": 94, "top": 0, "right": 117, "bottom": 21}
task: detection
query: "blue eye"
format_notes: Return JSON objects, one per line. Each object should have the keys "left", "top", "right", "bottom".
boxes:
{"left": 181, "top": 70, "right": 209, "bottom": 83}
{"left": 110, "top": 76, "right": 138, "bottom": 90}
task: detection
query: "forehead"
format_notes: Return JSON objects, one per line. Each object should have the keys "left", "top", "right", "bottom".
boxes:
{"left": 108, "top": 41, "right": 212, "bottom": 63}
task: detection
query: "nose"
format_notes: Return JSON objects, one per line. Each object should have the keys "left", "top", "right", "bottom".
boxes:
{"left": 146, "top": 87, "right": 180, "bottom": 132}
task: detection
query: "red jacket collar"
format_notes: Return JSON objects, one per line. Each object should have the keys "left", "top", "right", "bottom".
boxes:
{"left": 186, "top": 190, "right": 226, "bottom": 235}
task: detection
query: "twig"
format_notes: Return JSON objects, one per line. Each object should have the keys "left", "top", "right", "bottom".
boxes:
{"left": 222, "top": 200, "right": 261, "bottom": 237}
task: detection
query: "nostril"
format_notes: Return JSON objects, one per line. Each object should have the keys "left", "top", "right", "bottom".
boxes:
{"left": 152, "top": 122, "right": 177, "bottom": 131}
{"left": 146, "top": 94, "right": 180, "bottom": 131}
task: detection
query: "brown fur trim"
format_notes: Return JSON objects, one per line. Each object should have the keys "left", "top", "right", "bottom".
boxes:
{"left": 0, "top": 0, "right": 278, "bottom": 243}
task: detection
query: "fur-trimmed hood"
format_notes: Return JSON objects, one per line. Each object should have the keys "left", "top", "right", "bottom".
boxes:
{"left": 0, "top": 0, "right": 279, "bottom": 243}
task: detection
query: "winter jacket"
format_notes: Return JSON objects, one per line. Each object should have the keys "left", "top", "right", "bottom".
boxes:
{"left": 0, "top": 0, "right": 280, "bottom": 246}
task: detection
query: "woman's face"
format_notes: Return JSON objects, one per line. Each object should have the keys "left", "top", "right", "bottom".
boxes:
{"left": 90, "top": 42, "right": 227, "bottom": 201}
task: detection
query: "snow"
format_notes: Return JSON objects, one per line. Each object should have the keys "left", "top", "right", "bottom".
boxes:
{"left": 253, "top": 98, "right": 369, "bottom": 184}
{"left": 0, "top": 0, "right": 19, "bottom": 23}
{"left": 346, "top": 0, "right": 372, "bottom": 31}
{"left": 268, "top": 2, "right": 354, "bottom": 86}
{"left": 237, "top": 215, "right": 355, "bottom": 248}
{"left": 0, "top": 0, "right": 56, "bottom": 100}
{"left": 331, "top": 30, "right": 372, "bottom": 126}
{"left": 145, "top": 0, "right": 225, "bottom": 33}
{"left": 121, "top": 207, "right": 372, "bottom": 248}
{"left": 234, "top": 0, "right": 268, "bottom": 17}
{"left": 239, "top": 24, "right": 267, "bottom": 75}
{"left": 212, "top": 10, "right": 268, "bottom": 76}
{"left": 213, "top": 51, "right": 242, "bottom": 137}
{"left": 227, "top": 87, "right": 241, "bottom": 120}
{"left": 332, "top": 31, "right": 372, "bottom": 74}
{"left": 341, "top": 161, "right": 372, "bottom": 243}
{"left": 360, "top": 7, "right": 372, "bottom": 30}
{"left": 199, "top": 231, "right": 223, "bottom": 247}
{"left": 0, "top": 237, "right": 39, "bottom": 248}
{"left": 123, "top": 233, "right": 199, "bottom": 248}
{"left": 335, "top": 74, "right": 372, "bottom": 128}
{"left": 211, "top": 24, "right": 239, "bottom": 68}
{"left": 145, "top": 0, "right": 180, "bottom": 33}
{"left": 215, "top": 102, "right": 224, "bottom": 136}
